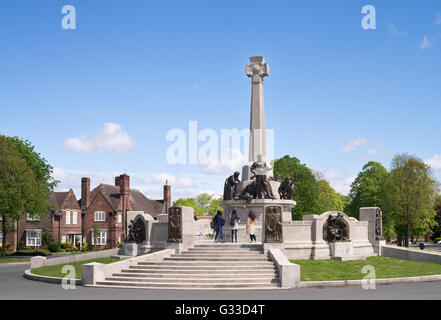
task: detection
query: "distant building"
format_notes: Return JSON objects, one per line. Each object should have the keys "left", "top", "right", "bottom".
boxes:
{"left": 1, "top": 174, "right": 171, "bottom": 251}
{"left": 80, "top": 174, "right": 171, "bottom": 250}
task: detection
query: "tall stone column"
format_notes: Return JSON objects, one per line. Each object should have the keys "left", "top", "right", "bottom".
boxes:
{"left": 246, "top": 56, "right": 269, "bottom": 162}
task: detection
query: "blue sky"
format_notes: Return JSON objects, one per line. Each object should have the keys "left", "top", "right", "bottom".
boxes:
{"left": 1, "top": 0, "right": 440, "bottom": 200}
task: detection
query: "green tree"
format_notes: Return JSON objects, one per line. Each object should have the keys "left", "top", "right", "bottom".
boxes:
{"left": 346, "top": 161, "right": 389, "bottom": 219}
{"left": 385, "top": 154, "right": 438, "bottom": 247}
{"left": 273, "top": 155, "right": 320, "bottom": 220}
{"left": 173, "top": 194, "right": 223, "bottom": 216}
{"left": 316, "top": 179, "right": 348, "bottom": 213}
{"left": 0, "top": 136, "right": 48, "bottom": 255}
{"left": 173, "top": 198, "right": 202, "bottom": 216}
{"left": 195, "top": 193, "right": 213, "bottom": 215}
{"left": 6, "top": 136, "right": 58, "bottom": 194}
{"left": 430, "top": 196, "right": 441, "bottom": 241}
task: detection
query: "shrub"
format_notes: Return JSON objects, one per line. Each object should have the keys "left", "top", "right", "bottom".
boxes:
{"left": 41, "top": 229, "right": 54, "bottom": 245}
{"left": 48, "top": 242, "right": 59, "bottom": 253}
{"left": 81, "top": 242, "right": 88, "bottom": 251}
{"left": 13, "top": 249, "right": 52, "bottom": 256}
{"left": 118, "top": 242, "right": 124, "bottom": 248}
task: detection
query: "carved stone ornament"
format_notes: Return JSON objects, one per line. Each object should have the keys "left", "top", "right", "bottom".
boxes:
{"left": 264, "top": 206, "right": 283, "bottom": 243}
{"left": 323, "top": 213, "right": 350, "bottom": 242}
{"left": 168, "top": 207, "right": 182, "bottom": 243}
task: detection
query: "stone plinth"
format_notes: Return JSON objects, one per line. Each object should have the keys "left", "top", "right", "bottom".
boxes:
{"left": 330, "top": 241, "right": 353, "bottom": 258}
{"left": 220, "top": 199, "right": 296, "bottom": 243}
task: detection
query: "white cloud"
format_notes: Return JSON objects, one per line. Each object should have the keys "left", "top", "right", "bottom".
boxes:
{"left": 62, "top": 123, "right": 136, "bottom": 153}
{"left": 340, "top": 137, "right": 367, "bottom": 153}
{"left": 200, "top": 148, "right": 247, "bottom": 175}
{"left": 425, "top": 154, "right": 441, "bottom": 170}
{"left": 367, "top": 148, "right": 378, "bottom": 156}
{"left": 53, "top": 167, "right": 224, "bottom": 202}
{"left": 389, "top": 24, "right": 407, "bottom": 37}
{"left": 321, "top": 169, "right": 356, "bottom": 195}
{"left": 152, "top": 173, "right": 193, "bottom": 188}
{"left": 420, "top": 35, "right": 431, "bottom": 49}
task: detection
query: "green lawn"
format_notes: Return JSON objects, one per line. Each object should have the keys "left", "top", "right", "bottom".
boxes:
{"left": 291, "top": 256, "right": 441, "bottom": 281}
{"left": 31, "top": 257, "right": 119, "bottom": 279}
{"left": 0, "top": 256, "right": 30, "bottom": 264}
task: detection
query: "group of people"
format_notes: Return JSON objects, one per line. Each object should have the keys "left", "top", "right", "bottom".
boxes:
{"left": 211, "top": 210, "right": 257, "bottom": 243}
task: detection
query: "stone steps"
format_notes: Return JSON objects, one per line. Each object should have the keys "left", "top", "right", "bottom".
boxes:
{"left": 117, "top": 271, "right": 277, "bottom": 278}
{"left": 94, "top": 244, "right": 280, "bottom": 289}
{"left": 94, "top": 280, "right": 279, "bottom": 289}
{"left": 164, "top": 257, "right": 270, "bottom": 262}
{"left": 128, "top": 265, "right": 277, "bottom": 271}
{"left": 138, "top": 261, "right": 275, "bottom": 266}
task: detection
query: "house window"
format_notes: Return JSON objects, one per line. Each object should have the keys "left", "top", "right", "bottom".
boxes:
{"left": 117, "top": 214, "right": 122, "bottom": 224}
{"left": 91, "top": 230, "right": 107, "bottom": 246}
{"left": 61, "top": 236, "right": 66, "bottom": 243}
{"left": 72, "top": 211, "right": 77, "bottom": 225}
{"left": 65, "top": 211, "right": 71, "bottom": 225}
{"left": 94, "top": 211, "right": 105, "bottom": 222}
{"left": 26, "top": 213, "right": 39, "bottom": 222}
{"left": 26, "top": 230, "right": 42, "bottom": 247}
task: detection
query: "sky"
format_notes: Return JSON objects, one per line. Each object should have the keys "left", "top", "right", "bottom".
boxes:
{"left": 0, "top": 0, "right": 440, "bottom": 201}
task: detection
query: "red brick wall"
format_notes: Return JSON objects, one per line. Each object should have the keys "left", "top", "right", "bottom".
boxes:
{"left": 16, "top": 213, "right": 53, "bottom": 249}
{"left": 83, "top": 192, "right": 121, "bottom": 250}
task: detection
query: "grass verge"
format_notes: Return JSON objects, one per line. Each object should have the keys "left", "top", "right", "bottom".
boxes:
{"left": 31, "top": 257, "right": 119, "bottom": 279}
{"left": 0, "top": 256, "right": 30, "bottom": 264}
{"left": 291, "top": 256, "right": 441, "bottom": 281}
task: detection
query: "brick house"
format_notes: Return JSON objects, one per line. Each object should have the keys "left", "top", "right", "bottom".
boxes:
{"left": 80, "top": 174, "right": 171, "bottom": 250}
{"left": 1, "top": 189, "right": 82, "bottom": 251}
{"left": 1, "top": 174, "right": 170, "bottom": 252}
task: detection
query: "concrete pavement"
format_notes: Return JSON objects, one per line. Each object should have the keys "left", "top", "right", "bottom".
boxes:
{"left": 2, "top": 263, "right": 441, "bottom": 300}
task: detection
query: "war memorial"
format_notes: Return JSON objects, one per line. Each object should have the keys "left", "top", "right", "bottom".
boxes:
{"left": 28, "top": 56, "right": 393, "bottom": 290}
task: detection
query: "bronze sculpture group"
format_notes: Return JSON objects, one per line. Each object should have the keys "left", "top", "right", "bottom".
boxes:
{"left": 323, "top": 212, "right": 350, "bottom": 242}
{"left": 222, "top": 155, "right": 295, "bottom": 204}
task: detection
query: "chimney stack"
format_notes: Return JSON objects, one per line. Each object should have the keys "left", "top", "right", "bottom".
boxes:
{"left": 163, "top": 180, "right": 171, "bottom": 213}
{"left": 119, "top": 174, "right": 130, "bottom": 196}
{"left": 81, "top": 177, "right": 90, "bottom": 210}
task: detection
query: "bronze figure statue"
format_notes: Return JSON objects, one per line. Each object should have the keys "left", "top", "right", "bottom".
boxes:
{"left": 278, "top": 176, "right": 294, "bottom": 200}
{"left": 223, "top": 171, "right": 240, "bottom": 200}
{"left": 250, "top": 154, "right": 275, "bottom": 199}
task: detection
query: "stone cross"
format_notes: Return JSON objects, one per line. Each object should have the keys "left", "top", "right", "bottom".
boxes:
{"left": 246, "top": 56, "right": 269, "bottom": 162}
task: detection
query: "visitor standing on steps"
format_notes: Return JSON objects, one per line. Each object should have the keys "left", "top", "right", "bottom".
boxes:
{"left": 230, "top": 210, "right": 240, "bottom": 243}
{"left": 212, "top": 210, "right": 225, "bottom": 243}
{"left": 247, "top": 210, "right": 257, "bottom": 243}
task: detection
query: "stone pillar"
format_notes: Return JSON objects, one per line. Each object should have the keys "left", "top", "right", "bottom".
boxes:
{"left": 359, "top": 207, "right": 384, "bottom": 254}
{"left": 246, "top": 56, "right": 269, "bottom": 162}
{"left": 166, "top": 206, "right": 194, "bottom": 254}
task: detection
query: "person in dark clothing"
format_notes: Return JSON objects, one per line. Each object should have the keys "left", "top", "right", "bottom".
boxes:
{"left": 230, "top": 210, "right": 240, "bottom": 243}
{"left": 212, "top": 210, "right": 225, "bottom": 243}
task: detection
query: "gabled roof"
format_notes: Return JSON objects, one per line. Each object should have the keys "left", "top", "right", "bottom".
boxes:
{"left": 48, "top": 191, "right": 70, "bottom": 210}
{"left": 83, "top": 184, "right": 165, "bottom": 217}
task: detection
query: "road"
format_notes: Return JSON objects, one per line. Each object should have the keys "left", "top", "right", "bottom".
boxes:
{"left": 2, "top": 263, "right": 441, "bottom": 300}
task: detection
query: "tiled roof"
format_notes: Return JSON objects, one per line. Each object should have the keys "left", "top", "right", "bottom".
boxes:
{"left": 48, "top": 192, "right": 70, "bottom": 210}
{"left": 84, "top": 184, "right": 165, "bottom": 217}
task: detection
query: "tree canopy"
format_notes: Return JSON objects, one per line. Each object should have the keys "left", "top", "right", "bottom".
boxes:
{"left": 0, "top": 136, "right": 49, "bottom": 255}
{"left": 385, "top": 154, "right": 438, "bottom": 247}
{"left": 346, "top": 161, "right": 388, "bottom": 219}
{"left": 173, "top": 193, "right": 223, "bottom": 216}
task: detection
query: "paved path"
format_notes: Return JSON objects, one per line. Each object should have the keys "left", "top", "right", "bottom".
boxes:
{"left": 2, "top": 263, "right": 441, "bottom": 300}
